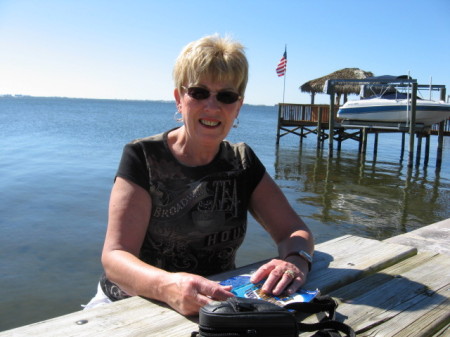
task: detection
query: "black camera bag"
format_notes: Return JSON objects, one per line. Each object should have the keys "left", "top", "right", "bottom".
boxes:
{"left": 191, "top": 296, "right": 355, "bottom": 337}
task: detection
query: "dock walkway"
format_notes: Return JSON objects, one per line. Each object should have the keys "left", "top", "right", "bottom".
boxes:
{"left": 2, "top": 220, "right": 449, "bottom": 336}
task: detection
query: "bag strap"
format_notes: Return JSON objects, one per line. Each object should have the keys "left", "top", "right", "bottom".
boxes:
{"left": 285, "top": 296, "right": 355, "bottom": 337}
{"left": 284, "top": 295, "right": 337, "bottom": 320}
{"left": 298, "top": 321, "right": 355, "bottom": 337}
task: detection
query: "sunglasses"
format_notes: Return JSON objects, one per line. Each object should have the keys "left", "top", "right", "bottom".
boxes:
{"left": 182, "top": 86, "right": 242, "bottom": 104}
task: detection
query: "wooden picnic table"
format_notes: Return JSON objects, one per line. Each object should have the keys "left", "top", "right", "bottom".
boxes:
{"left": 2, "top": 235, "right": 449, "bottom": 336}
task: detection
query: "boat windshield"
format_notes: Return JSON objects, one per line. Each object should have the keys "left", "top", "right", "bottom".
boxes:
{"left": 364, "top": 92, "right": 422, "bottom": 100}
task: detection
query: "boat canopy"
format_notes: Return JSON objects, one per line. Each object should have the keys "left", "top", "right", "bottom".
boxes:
{"left": 360, "top": 75, "right": 412, "bottom": 99}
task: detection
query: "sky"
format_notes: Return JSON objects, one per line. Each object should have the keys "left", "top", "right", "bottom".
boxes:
{"left": 0, "top": 0, "right": 449, "bottom": 106}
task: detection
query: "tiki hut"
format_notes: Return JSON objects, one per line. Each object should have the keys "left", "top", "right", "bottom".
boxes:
{"left": 300, "top": 68, "right": 374, "bottom": 104}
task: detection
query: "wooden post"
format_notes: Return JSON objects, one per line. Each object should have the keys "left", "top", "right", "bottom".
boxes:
{"left": 328, "top": 84, "right": 335, "bottom": 158}
{"left": 408, "top": 82, "right": 417, "bottom": 168}
{"left": 415, "top": 133, "right": 422, "bottom": 167}
{"left": 337, "top": 129, "right": 342, "bottom": 151}
{"left": 436, "top": 121, "right": 444, "bottom": 169}
{"left": 440, "top": 87, "right": 446, "bottom": 102}
{"left": 373, "top": 132, "right": 379, "bottom": 159}
{"left": 300, "top": 106, "right": 304, "bottom": 144}
{"left": 317, "top": 107, "right": 323, "bottom": 148}
{"left": 400, "top": 132, "right": 406, "bottom": 162}
{"left": 361, "top": 128, "right": 368, "bottom": 154}
{"left": 358, "top": 130, "right": 363, "bottom": 153}
{"left": 436, "top": 87, "right": 446, "bottom": 169}
{"left": 276, "top": 104, "right": 282, "bottom": 145}
{"left": 424, "top": 134, "right": 430, "bottom": 167}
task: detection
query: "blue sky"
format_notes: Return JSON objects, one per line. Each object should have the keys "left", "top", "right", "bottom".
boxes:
{"left": 1, "top": 0, "right": 449, "bottom": 106}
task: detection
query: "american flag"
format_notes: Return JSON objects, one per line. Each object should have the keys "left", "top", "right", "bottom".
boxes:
{"left": 276, "top": 50, "right": 287, "bottom": 77}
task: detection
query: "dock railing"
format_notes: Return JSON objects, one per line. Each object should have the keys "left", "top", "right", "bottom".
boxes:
{"left": 276, "top": 103, "right": 337, "bottom": 145}
{"left": 277, "top": 103, "right": 331, "bottom": 124}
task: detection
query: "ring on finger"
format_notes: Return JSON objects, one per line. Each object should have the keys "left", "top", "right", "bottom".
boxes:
{"left": 284, "top": 269, "right": 296, "bottom": 279}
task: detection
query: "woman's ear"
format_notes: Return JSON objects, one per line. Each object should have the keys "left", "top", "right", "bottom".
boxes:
{"left": 174, "top": 87, "right": 181, "bottom": 106}
{"left": 235, "top": 99, "right": 244, "bottom": 119}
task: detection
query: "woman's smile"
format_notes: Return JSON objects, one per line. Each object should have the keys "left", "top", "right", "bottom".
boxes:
{"left": 199, "top": 118, "right": 221, "bottom": 127}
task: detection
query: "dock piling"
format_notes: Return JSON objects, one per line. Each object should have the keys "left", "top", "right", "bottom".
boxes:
{"left": 328, "top": 86, "right": 335, "bottom": 158}
{"left": 408, "top": 82, "right": 418, "bottom": 168}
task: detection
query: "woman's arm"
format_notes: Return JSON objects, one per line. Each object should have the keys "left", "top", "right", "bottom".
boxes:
{"left": 248, "top": 173, "right": 314, "bottom": 295}
{"left": 101, "top": 177, "right": 233, "bottom": 315}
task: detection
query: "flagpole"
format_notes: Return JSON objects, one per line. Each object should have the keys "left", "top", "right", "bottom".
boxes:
{"left": 276, "top": 45, "right": 287, "bottom": 103}
{"left": 283, "top": 45, "right": 287, "bottom": 103}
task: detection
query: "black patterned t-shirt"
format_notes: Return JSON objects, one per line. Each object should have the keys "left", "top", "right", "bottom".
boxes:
{"left": 101, "top": 129, "right": 266, "bottom": 300}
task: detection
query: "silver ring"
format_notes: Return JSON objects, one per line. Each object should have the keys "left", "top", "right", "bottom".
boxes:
{"left": 284, "top": 269, "right": 296, "bottom": 279}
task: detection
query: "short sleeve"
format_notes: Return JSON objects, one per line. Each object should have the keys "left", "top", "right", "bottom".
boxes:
{"left": 116, "top": 142, "right": 150, "bottom": 191}
{"left": 243, "top": 144, "right": 266, "bottom": 192}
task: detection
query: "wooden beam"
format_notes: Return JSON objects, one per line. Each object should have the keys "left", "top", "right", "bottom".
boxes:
{"left": 328, "top": 87, "right": 335, "bottom": 157}
{"left": 408, "top": 82, "right": 418, "bottom": 168}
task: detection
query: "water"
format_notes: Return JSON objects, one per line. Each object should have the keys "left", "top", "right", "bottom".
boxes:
{"left": 0, "top": 96, "right": 449, "bottom": 331}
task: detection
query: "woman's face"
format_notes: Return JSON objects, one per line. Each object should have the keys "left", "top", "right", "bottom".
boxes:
{"left": 174, "top": 78, "right": 243, "bottom": 147}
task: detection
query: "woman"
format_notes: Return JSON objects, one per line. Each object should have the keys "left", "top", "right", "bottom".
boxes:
{"left": 87, "top": 35, "right": 314, "bottom": 316}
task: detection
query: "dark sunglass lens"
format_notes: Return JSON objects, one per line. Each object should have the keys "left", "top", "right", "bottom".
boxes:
{"left": 217, "top": 91, "right": 240, "bottom": 104}
{"left": 188, "top": 87, "right": 210, "bottom": 100}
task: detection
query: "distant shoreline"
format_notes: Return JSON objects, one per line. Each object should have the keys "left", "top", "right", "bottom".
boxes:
{"left": 0, "top": 94, "right": 276, "bottom": 107}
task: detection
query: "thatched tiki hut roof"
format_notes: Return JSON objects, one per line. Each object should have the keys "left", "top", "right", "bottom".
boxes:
{"left": 300, "top": 68, "right": 374, "bottom": 104}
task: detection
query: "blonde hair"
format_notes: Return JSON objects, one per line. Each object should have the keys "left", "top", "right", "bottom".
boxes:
{"left": 173, "top": 34, "right": 248, "bottom": 96}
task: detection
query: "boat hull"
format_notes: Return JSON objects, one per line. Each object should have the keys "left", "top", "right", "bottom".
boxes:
{"left": 337, "top": 99, "right": 450, "bottom": 125}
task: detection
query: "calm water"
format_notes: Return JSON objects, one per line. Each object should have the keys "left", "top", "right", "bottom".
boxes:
{"left": 1, "top": 96, "right": 449, "bottom": 331}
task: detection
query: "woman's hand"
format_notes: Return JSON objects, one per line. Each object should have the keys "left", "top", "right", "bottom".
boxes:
{"left": 161, "top": 272, "right": 234, "bottom": 316}
{"left": 250, "top": 257, "right": 308, "bottom": 296}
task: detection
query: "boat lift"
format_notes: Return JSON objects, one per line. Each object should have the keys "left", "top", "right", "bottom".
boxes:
{"left": 324, "top": 77, "right": 447, "bottom": 168}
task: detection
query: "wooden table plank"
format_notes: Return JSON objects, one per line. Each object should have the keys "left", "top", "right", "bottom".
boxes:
{"left": 385, "top": 218, "right": 450, "bottom": 255}
{"left": 310, "top": 252, "right": 450, "bottom": 337}
{"left": 0, "top": 236, "right": 419, "bottom": 336}
{"left": 431, "top": 323, "right": 450, "bottom": 337}
{"left": 304, "top": 235, "right": 417, "bottom": 293}
{"left": 212, "top": 235, "right": 417, "bottom": 294}
{"left": 3, "top": 298, "right": 199, "bottom": 337}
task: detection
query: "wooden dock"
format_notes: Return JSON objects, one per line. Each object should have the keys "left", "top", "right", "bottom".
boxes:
{"left": 276, "top": 103, "right": 450, "bottom": 168}
{"left": 276, "top": 103, "right": 450, "bottom": 143}
{"left": 2, "top": 219, "right": 449, "bottom": 336}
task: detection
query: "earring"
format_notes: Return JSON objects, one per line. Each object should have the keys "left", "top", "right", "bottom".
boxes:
{"left": 173, "top": 111, "right": 183, "bottom": 123}
{"left": 233, "top": 118, "right": 239, "bottom": 128}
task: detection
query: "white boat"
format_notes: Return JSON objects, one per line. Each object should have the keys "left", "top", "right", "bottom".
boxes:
{"left": 337, "top": 93, "right": 450, "bottom": 126}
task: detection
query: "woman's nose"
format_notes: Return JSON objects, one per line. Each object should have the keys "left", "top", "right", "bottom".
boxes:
{"left": 204, "top": 94, "right": 221, "bottom": 110}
